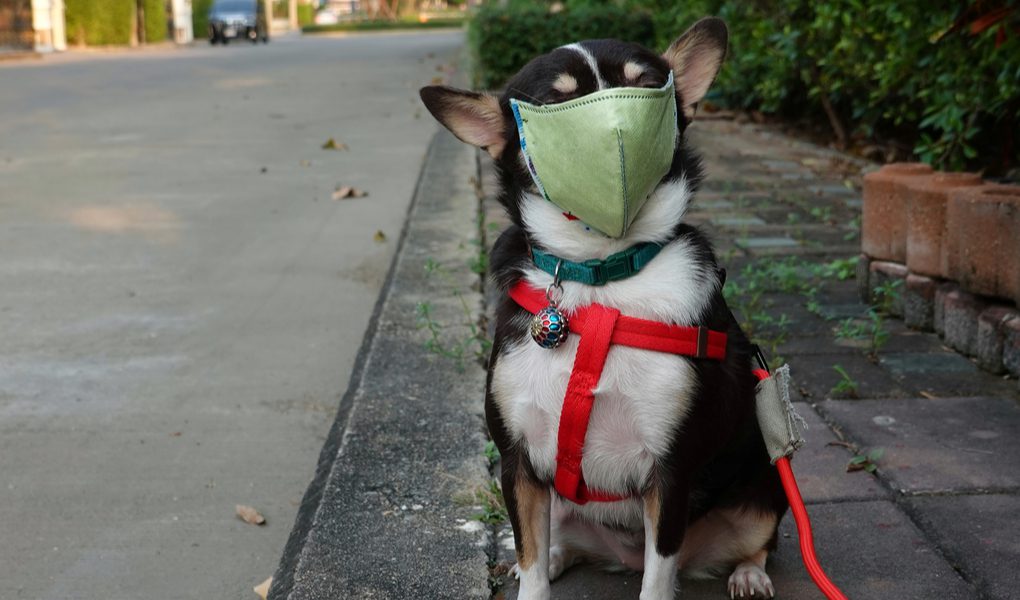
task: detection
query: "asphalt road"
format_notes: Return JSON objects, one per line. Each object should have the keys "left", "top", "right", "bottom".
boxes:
{"left": 0, "top": 30, "right": 462, "bottom": 599}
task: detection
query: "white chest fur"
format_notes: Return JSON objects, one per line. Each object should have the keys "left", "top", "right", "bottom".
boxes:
{"left": 490, "top": 177, "right": 719, "bottom": 524}
{"left": 492, "top": 248, "right": 718, "bottom": 498}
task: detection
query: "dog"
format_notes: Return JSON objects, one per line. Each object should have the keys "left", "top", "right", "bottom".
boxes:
{"left": 420, "top": 17, "right": 787, "bottom": 600}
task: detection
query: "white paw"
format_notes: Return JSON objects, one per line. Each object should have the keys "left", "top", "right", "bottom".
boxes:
{"left": 509, "top": 562, "right": 520, "bottom": 580}
{"left": 727, "top": 562, "right": 775, "bottom": 599}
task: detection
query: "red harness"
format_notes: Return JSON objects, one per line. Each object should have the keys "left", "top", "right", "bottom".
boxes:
{"left": 509, "top": 282, "right": 728, "bottom": 504}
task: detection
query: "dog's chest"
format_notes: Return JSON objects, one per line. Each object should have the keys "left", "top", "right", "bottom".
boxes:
{"left": 493, "top": 334, "right": 696, "bottom": 492}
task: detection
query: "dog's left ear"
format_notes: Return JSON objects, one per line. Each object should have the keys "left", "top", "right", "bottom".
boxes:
{"left": 420, "top": 86, "right": 506, "bottom": 159}
{"left": 663, "top": 17, "right": 729, "bottom": 120}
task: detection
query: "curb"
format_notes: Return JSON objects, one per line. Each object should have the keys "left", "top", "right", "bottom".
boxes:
{"left": 268, "top": 129, "right": 491, "bottom": 599}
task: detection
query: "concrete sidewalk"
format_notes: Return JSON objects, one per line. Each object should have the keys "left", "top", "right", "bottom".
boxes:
{"left": 271, "top": 114, "right": 1019, "bottom": 598}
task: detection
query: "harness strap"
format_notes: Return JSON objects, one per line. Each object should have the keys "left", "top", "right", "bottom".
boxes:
{"left": 509, "top": 282, "right": 728, "bottom": 504}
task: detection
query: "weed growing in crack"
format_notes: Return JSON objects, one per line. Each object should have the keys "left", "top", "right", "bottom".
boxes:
{"left": 472, "top": 479, "right": 508, "bottom": 525}
{"left": 847, "top": 448, "right": 884, "bottom": 474}
{"left": 830, "top": 364, "right": 860, "bottom": 398}
{"left": 416, "top": 257, "right": 492, "bottom": 371}
{"left": 484, "top": 440, "right": 500, "bottom": 468}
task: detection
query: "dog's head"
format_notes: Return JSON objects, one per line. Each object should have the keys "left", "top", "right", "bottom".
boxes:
{"left": 420, "top": 18, "right": 728, "bottom": 260}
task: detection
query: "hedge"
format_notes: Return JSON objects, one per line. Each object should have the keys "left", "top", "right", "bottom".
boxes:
{"left": 65, "top": 0, "right": 133, "bottom": 45}
{"left": 468, "top": 4, "right": 655, "bottom": 89}
{"left": 192, "top": 0, "right": 212, "bottom": 38}
{"left": 143, "top": 0, "right": 167, "bottom": 43}
{"left": 302, "top": 17, "right": 466, "bottom": 34}
{"left": 297, "top": 3, "right": 313, "bottom": 26}
{"left": 471, "top": 1, "right": 1018, "bottom": 174}
{"left": 651, "top": 0, "right": 1020, "bottom": 173}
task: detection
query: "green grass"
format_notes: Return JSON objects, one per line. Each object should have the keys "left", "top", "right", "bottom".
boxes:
{"left": 302, "top": 17, "right": 465, "bottom": 34}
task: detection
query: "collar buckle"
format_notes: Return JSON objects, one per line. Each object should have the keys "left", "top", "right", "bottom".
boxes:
{"left": 587, "top": 253, "right": 633, "bottom": 285}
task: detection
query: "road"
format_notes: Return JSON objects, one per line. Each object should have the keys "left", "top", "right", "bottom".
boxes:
{"left": 0, "top": 30, "right": 462, "bottom": 599}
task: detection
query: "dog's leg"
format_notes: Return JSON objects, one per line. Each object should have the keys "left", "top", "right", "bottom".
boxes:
{"left": 504, "top": 465, "right": 552, "bottom": 600}
{"left": 727, "top": 549, "right": 774, "bottom": 599}
{"left": 639, "top": 488, "right": 685, "bottom": 600}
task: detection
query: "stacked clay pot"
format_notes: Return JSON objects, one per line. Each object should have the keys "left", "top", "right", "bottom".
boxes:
{"left": 862, "top": 163, "right": 933, "bottom": 261}
{"left": 904, "top": 172, "right": 983, "bottom": 277}
{"left": 945, "top": 184, "right": 1020, "bottom": 303}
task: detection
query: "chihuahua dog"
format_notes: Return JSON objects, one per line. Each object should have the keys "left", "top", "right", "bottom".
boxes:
{"left": 421, "top": 17, "right": 786, "bottom": 600}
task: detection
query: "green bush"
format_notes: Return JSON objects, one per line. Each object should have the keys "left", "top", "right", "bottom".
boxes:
{"left": 143, "top": 0, "right": 167, "bottom": 42}
{"left": 297, "top": 3, "right": 314, "bottom": 26}
{"left": 303, "top": 17, "right": 466, "bottom": 34}
{"left": 192, "top": 0, "right": 212, "bottom": 38}
{"left": 650, "top": 0, "right": 1019, "bottom": 173}
{"left": 468, "top": 3, "right": 655, "bottom": 89}
{"left": 65, "top": 0, "right": 134, "bottom": 45}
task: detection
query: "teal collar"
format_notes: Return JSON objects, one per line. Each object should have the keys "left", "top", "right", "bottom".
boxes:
{"left": 531, "top": 242, "right": 662, "bottom": 286}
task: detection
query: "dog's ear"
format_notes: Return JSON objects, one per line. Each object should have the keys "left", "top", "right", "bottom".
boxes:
{"left": 420, "top": 86, "right": 506, "bottom": 159}
{"left": 663, "top": 17, "right": 728, "bottom": 120}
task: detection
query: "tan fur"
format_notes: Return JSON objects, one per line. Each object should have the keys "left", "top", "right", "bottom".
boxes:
{"left": 553, "top": 73, "right": 578, "bottom": 94}
{"left": 679, "top": 507, "right": 777, "bottom": 576}
{"left": 514, "top": 477, "right": 551, "bottom": 570}
{"left": 623, "top": 61, "right": 646, "bottom": 82}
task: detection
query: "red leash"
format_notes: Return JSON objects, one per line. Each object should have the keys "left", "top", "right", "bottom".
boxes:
{"left": 510, "top": 282, "right": 848, "bottom": 598}
{"left": 752, "top": 370, "right": 848, "bottom": 600}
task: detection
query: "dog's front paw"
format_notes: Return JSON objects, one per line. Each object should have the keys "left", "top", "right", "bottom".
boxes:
{"left": 727, "top": 562, "right": 774, "bottom": 599}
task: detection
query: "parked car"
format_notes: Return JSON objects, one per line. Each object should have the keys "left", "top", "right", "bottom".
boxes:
{"left": 208, "top": 0, "right": 269, "bottom": 44}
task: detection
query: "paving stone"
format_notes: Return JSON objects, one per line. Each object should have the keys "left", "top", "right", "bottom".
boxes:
{"left": 762, "top": 159, "right": 802, "bottom": 171}
{"left": 907, "top": 494, "right": 1020, "bottom": 600}
{"left": 696, "top": 199, "right": 734, "bottom": 210}
{"left": 819, "top": 396, "right": 1020, "bottom": 493}
{"left": 736, "top": 236, "right": 801, "bottom": 249}
{"left": 711, "top": 215, "right": 767, "bottom": 227}
{"left": 791, "top": 406, "right": 889, "bottom": 503}
{"left": 878, "top": 351, "right": 977, "bottom": 376}
{"left": 807, "top": 184, "right": 858, "bottom": 197}
{"left": 788, "top": 353, "right": 912, "bottom": 401}
{"left": 880, "top": 352, "right": 1020, "bottom": 398}
{"left": 778, "top": 334, "right": 858, "bottom": 356}
{"left": 500, "top": 501, "right": 973, "bottom": 600}
{"left": 816, "top": 302, "right": 869, "bottom": 321}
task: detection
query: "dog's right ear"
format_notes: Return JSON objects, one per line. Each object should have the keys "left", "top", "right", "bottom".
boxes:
{"left": 420, "top": 86, "right": 506, "bottom": 159}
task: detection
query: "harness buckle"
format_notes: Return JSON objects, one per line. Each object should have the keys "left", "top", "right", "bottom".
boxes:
{"left": 696, "top": 326, "right": 708, "bottom": 358}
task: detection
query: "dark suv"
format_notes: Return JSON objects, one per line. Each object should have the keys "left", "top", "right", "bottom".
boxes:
{"left": 208, "top": 0, "right": 269, "bottom": 44}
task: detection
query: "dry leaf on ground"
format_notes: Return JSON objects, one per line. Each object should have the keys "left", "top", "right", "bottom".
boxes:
{"left": 373, "top": 230, "right": 387, "bottom": 243}
{"left": 253, "top": 576, "right": 272, "bottom": 599}
{"left": 321, "top": 137, "right": 348, "bottom": 151}
{"left": 236, "top": 504, "right": 266, "bottom": 525}
{"left": 332, "top": 186, "right": 368, "bottom": 200}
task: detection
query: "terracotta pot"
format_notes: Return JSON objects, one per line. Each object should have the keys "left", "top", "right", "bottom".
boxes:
{"left": 905, "top": 172, "right": 982, "bottom": 277}
{"left": 862, "top": 163, "right": 933, "bottom": 261}
{"left": 945, "top": 184, "right": 1020, "bottom": 301}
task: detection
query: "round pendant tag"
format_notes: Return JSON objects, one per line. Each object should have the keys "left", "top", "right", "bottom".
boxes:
{"left": 531, "top": 306, "right": 569, "bottom": 349}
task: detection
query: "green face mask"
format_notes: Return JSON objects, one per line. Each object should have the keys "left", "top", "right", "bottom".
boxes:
{"left": 510, "top": 73, "right": 678, "bottom": 238}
